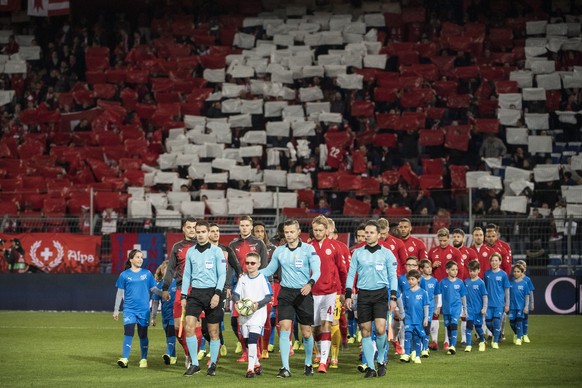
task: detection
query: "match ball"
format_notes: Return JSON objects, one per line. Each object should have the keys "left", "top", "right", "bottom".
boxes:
{"left": 236, "top": 298, "right": 255, "bottom": 316}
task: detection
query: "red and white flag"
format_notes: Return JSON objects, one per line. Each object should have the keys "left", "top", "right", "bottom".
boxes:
{"left": 28, "top": 0, "right": 70, "bottom": 17}
{"left": 0, "top": 0, "right": 21, "bottom": 12}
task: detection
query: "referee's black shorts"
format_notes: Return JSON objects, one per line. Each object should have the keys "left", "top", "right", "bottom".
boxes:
{"left": 277, "top": 286, "right": 314, "bottom": 326}
{"left": 357, "top": 288, "right": 388, "bottom": 323}
{"left": 185, "top": 287, "right": 224, "bottom": 324}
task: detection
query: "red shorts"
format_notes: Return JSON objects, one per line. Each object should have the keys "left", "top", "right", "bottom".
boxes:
{"left": 173, "top": 286, "right": 192, "bottom": 320}
{"left": 272, "top": 282, "right": 281, "bottom": 307}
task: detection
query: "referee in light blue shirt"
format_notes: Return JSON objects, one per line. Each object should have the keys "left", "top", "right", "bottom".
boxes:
{"left": 260, "top": 219, "right": 321, "bottom": 378}
{"left": 345, "top": 220, "right": 398, "bottom": 378}
{"left": 180, "top": 220, "right": 226, "bottom": 377}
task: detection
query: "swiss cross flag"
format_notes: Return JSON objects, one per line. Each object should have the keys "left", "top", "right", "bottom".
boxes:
{"left": 28, "top": 0, "right": 69, "bottom": 17}
{"left": 111, "top": 233, "right": 165, "bottom": 274}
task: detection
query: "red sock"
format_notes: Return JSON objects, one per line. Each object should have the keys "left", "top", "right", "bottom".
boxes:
{"left": 275, "top": 306, "right": 281, "bottom": 336}
{"left": 339, "top": 312, "right": 348, "bottom": 343}
{"left": 178, "top": 333, "right": 190, "bottom": 356}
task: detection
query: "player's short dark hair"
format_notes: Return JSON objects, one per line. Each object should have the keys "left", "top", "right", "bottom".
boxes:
{"left": 406, "top": 269, "right": 421, "bottom": 280}
{"left": 356, "top": 223, "right": 366, "bottom": 232}
{"left": 486, "top": 223, "right": 498, "bottom": 231}
{"left": 446, "top": 260, "right": 458, "bottom": 270}
{"left": 284, "top": 219, "right": 300, "bottom": 229}
{"left": 468, "top": 260, "right": 480, "bottom": 271}
{"left": 419, "top": 259, "right": 431, "bottom": 269}
{"left": 399, "top": 218, "right": 411, "bottom": 225}
{"left": 183, "top": 217, "right": 197, "bottom": 226}
{"left": 365, "top": 220, "right": 380, "bottom": 232}
{"left": 452, "top": 228, "right": 465, "bottom": 236}
{"left": 196, "top": 220, "right": 210, "bottom": 230}
{"left": 472, "top": 226, "right": 483, "bottom": 233}
{"left": 209, "top": 222, "right": 219, "bottom": 229}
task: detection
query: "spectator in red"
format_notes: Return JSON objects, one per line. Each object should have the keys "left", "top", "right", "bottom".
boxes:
{"left": 2, "top": 35, "right": 19, "bottom": 55}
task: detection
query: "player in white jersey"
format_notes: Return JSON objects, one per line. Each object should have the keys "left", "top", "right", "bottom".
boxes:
{"left": 233, "top": 252, "right": 273, "bottom": 378}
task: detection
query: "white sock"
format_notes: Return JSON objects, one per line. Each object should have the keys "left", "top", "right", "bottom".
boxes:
{"left": 247, "top": 343, "right": 257, "bottom": 371}
{"left": 392, "top": 319, "right": 401, "bottom": 341}
{"left": 431, "top": 319, "right": 439, "bottom": 343}
{"left": 320, "top": 340, "right": 331, "bottom": 364}
{"left": 461, "top": 320, "right": 467, "bottom": 343}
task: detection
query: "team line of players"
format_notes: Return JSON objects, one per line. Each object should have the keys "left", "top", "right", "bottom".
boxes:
{"left": 113, "top": 216, "right": 534, "bottom": 378}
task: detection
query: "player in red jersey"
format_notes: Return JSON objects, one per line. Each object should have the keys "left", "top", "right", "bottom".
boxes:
{"left": 398, "top": 218, "right": 428, "bottom": 263}
{"left": 229, "top": 215, "right": 269, "bottom": 362}
{"left": 427, "top": 227, "right": 462, "bottom": 351}
{"left": 485, "top": 223, "right": 512, "bottom": 342}
{"left": 485, "top": 223, "right": 513, "bottom": 277}
{"left": 378, "top": 218, "right": 408, "bottom": 276}
{"left": 451, "top": 228, "right": 477, "bottom": 344}
{"left": 162, "top": 217, "right": 197, "bottom": 367}
{"left": 469, "top": 226, "right": 496, "bottom": 340}
{"left": 469, "top": 227, "right": 495, "bottom": 278}
{"left": 428, "top": 228, "right": 463, "bottom": 281}
{"left": 450, "top": 228, "right": 475, "bottom": 281}
{"left": 310, "top": 216, "right": 347, "bottom": 373}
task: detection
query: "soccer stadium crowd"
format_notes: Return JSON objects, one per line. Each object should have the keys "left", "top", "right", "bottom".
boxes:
{"left": 0, "top": 0, "right": 581, "bottom": 379}
{"left": 0, "top": 0, "right": 581, "bottom": 262}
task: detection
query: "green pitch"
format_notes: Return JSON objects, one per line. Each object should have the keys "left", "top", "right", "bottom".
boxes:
{"left": 0, "top": 312, "right": 581, "bottom": 387}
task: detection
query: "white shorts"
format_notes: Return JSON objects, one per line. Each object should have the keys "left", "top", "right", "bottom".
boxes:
{"left": 240, "top": 323, "right": 264, "bottom": 338}
{"left": 313, "top": 293, "right": 336, "bottom": 326}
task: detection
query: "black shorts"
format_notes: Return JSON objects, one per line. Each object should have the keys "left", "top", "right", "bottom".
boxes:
{"left": 277, "top": 287, "right": 314, "bottom": 326}
{"left": 185, "top": 287, "right": 224, "bottom": 324}
{"left": 357, "top": 288, "right": 388, "bottom": 323}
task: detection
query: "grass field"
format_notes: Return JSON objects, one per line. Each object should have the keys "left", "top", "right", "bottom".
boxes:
{"left": 0, "top": 312, "right": 581, "bottom": 387}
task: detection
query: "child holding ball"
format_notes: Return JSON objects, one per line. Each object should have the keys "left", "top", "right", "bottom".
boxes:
{"left": 232, "top": 252, "right": 273, "bottom": 378}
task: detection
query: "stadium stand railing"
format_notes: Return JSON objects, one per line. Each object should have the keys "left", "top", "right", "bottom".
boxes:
{"left": 1, "top": 211, "right": 580, "bottom": 277}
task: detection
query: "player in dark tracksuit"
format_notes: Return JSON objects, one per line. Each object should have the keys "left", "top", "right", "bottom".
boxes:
{"left": 162, "top": 218, "right": 197, "bottom": 366}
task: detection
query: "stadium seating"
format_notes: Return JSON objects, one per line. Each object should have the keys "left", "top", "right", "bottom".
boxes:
{"left": 0, "top": 0, "right": 580, "bottom": 233}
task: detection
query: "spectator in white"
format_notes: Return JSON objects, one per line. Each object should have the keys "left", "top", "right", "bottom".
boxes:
{"left": 101, "top": 207, "right": 118, "bottom": 235}
{"left": 479, "top": 134, "right": 507, "bottom": 158}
